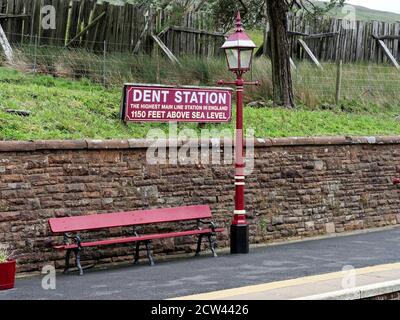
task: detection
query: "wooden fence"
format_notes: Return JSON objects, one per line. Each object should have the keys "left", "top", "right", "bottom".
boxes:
{"left": 0, "top": 0, "right": 224, "bottom": 56}
{"left": 264, "top": 13, "right": 400, "bottom": 63}
{"left": 158, "top": 26, "right": 225, "bottom": 58}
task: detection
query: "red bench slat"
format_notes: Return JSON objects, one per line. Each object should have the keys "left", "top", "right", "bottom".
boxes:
{"left": 54, "top": 228, "right": 225, "bottom": 250}
{"left": 49, "top": 205, "right": 212, "bottom": 233}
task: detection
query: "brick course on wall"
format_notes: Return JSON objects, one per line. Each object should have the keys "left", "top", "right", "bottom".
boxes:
{"left": 1, "top": 136, "right": 400, "bottom": 273}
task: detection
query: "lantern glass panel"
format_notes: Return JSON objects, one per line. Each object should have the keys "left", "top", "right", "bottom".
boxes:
{"left": 225, "top": 48, "right": 239, "bottom": 70}
{"left": 239, "top": 49, "right": 253, "bottom": 69}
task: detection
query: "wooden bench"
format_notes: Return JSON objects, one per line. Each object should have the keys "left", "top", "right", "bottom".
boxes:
{"left": 49, "top": 205, "right": 224, "bottom": 275}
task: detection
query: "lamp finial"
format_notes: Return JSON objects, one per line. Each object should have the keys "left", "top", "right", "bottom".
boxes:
{"left": 235, "top": 11, "right": 244, "bottom": 32}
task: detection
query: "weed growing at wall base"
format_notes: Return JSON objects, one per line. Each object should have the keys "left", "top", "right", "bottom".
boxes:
{"left": 0, "top": 247, "right": 11, "bottom": 263}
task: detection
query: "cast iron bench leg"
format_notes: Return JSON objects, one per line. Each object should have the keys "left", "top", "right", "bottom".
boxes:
{"left": 63, "top": 249, "right": 72, "bottom": 274}
{"left": 195, "top": 234, "right": 203, "bottom": 256}
{"left": 145, "top": 240, "right": 155, "bottom": 266}
{"left": 208, "top": 234, "right": 217, "bottom": 258}
{"left": 134, "top": 241, "right": 140, "bottom": 264}
{"left": 74, "top": 248, "right": 84, "bottom": 276}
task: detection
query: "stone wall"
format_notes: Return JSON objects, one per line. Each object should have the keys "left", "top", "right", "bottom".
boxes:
{"left": 1, "top": 136, "right": 400, "bottom": 273}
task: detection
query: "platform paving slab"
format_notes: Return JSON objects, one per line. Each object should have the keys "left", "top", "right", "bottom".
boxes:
{"left": 173, "top": 263, "right": 400, "bottom": 300}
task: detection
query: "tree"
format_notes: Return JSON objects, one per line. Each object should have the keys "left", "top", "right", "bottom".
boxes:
{"left": 129, "top": 0, "right": 344, "bottom": 107}
{"left": 208, "top": 0, "right": 265, "bottom": 32}
{"left": 266, "top": 0, "right": 294, "bottom": 107}
{"left": 210, "top": 0, "right": 344, "bottom": 108}
{"left": 266, "top": 0, "right": 344, "bottom": 108}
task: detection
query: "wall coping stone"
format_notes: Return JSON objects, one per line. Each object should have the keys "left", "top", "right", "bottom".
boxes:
{"left": 0, "top": 136, "right": 400, "bottom": 152}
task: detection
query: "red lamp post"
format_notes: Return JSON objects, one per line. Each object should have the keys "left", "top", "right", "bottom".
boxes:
{"left": 218, "top": 12, "right": 259, "bottom": 254}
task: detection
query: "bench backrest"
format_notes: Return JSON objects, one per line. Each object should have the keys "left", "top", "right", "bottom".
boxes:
{"left": 49, "top": 205, "right": 212, "bottom": 233}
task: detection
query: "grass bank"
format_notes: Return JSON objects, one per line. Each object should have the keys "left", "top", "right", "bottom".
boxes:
{"left": 1, "top": 67, "right": 400, "bottom": 140}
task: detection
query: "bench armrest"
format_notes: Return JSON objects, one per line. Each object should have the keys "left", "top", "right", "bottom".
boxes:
{"left": 209, "top": 221, "right": 216, "bottom": 233}
{"left": 197, "top": 220, "right": 216, "bottom": 232}
{"left": 63, "top": 233, "right": 82, "bottom": 249}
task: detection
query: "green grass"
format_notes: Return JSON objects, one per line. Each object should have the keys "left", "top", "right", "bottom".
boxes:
{"left": 247, "top": 30, "right": 264, "bottom": 50}
{"left": 1, "top": 66, "right": 400, "bottom": 141}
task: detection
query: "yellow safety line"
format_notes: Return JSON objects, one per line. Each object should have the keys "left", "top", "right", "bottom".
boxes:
{"left": 170, "top": 262, "right": 400, "bottom": 300}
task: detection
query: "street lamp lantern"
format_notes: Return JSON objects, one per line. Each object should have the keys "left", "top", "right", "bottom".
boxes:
{"left": 218, "top": 12, "right": 259, "bottom": 255}
{"left": 221, "top": 12, "right": 256, "bottom": 73}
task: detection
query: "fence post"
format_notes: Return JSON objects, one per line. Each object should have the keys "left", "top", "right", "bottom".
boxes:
{"left": 103, "top": 40, "right": 107, "bottom": 86}
{"left": 156, "top": 43, "right": 160, "bottom": 83}
{"left": 33, "top": 35, "right": 38, "bottom": 73}
{"left": 335, "top": 59, "right": 343, "bottom": 104}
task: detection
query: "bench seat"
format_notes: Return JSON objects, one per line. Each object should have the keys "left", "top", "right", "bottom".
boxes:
{"left": 54, "top": 228, "right": 225, "bottom": 250}
{"left": 49, "top": 205, "right": 224, "bottom": 275}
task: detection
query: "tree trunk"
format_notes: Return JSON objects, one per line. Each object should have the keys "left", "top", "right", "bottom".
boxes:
{"left": 266, "top": 0, "right": 295, "bottom": 108}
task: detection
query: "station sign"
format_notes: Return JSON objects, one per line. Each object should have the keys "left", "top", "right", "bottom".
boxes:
{"left": 121, "top": 84, "right": 233, "bottom": 123}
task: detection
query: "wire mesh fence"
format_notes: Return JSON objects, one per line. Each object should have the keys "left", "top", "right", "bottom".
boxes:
{"left": 2, "top": 32, "right": 400, "bottom": 108}
{"left": 293, "top": 62, "right": 400, "bottom": 107}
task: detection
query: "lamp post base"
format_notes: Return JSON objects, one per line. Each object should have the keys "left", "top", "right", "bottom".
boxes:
{"left": 230, "top": 224, "right": 249, "bottom": 254}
